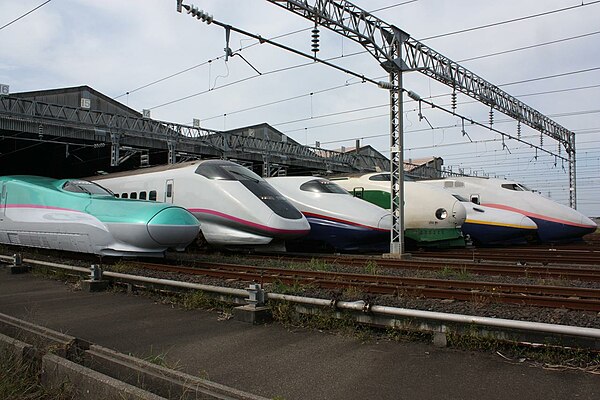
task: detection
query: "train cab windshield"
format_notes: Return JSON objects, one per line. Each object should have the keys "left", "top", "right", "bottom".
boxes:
{"left": 452, "top": 194, "right": 470, "bottom": 202}
{"left": 62, "top": 180, "right": 114, "bottom": 196}
{"left": 195, "top": 161, "right": 303, "bottom": 220}
{"left": 195, "top": 162, "right": 262, "bottom": 182}
{"left": 501, "top": 183, "right": 531, "bottom": 191}
{"left": 369, "top": 173, "right": 390, "bottom": 181}
{"left": 367, "top": 173, "right": 414, "bottom": 182}
{"left": 300, "top": 180, "right": 349, "bottom": 194}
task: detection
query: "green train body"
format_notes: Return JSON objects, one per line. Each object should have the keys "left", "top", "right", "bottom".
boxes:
{"left": 0, "top": 176, "right": 200, "bottom": 256}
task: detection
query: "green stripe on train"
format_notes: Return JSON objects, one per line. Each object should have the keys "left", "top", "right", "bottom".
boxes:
{"left": 351, "top": 188, "right": 464, "bottom": 246}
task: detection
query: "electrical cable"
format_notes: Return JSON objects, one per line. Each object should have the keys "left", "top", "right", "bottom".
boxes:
{"left": 418, "top": 1, "right": 600, "bottom": 41}
{"left": 0, "top": 0, "right": 52, "bottom": 31}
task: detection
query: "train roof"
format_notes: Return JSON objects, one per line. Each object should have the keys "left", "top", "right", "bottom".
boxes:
{"left": 89, "top": 160, "right": 205, "bottom": 181}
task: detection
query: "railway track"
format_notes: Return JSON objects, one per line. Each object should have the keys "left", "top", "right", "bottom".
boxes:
{"left": 240, "top": 253, "right": 600, "bottom": 282}
{"left": 412, "top": 247, "right": 600, "bottom": 266}
{"left": 130, "top": 260, "right": 600, "bottom": 312}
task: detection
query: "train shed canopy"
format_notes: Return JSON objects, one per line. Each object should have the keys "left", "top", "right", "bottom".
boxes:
{"left": 0, "top": 85, "right": 390, "bottom": 179}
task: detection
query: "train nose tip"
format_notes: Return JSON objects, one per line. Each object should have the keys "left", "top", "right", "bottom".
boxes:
{"left": 520, "top": 215, "right": 537, "bottom": 229}
{"left": 580, "top": 216, "right": 598, "bottom": 235}
{"left": 147, "top": 207, "right": 200, "bottom": 247}
{"left": 378, "top": 214, "right": 393, "bottom": 230}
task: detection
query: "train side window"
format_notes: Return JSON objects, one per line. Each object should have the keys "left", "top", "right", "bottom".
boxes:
{"left": 166, "top": 183, "right": 172, "bottom": 198}
{"left": 130, "top": 192, "right": 137, "bottom": 199}
{"left": 139, "top": 191, "right": 147, "bottom": 200}
{"left": 470, "top": 195, "right": 480, "bottom": 205}
{"left": 121, "top": 193, "right": 128, "bottom": 199}
{"left": 114, "top": 194, "right": 119, "bottom": 198}
{"left": 149, "top": 190, "right": 157, "bottom": 201}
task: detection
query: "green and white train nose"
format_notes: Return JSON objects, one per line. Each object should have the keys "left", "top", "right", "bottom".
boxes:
{"left": 147, "top": 207, "right": 200, "bottom": 249}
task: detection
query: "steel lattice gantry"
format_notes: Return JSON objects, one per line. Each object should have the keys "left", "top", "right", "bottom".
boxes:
{"left": 265, "top": 0, "right": 578, "bottom": 255}
{"left": 0, "top": 94, "right": 388, "bottom": 175}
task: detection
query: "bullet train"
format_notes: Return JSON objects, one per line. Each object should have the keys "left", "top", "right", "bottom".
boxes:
{"left": 91, "top": 160, "right": 311, "bottom": 249}
{"left": 266, "top": 176, "right": 392, "bottom": 252}
{"left": 0, "top": 176, "right": 200, "bottom": 257}
{"left": 329, "top": 172, "right": 467, "bottom": 247}
{"left": 448, "top": 193, "right": 538, "bottom": 246}
{"left": 421, "top": 177, "right": 597, "bottom": 242}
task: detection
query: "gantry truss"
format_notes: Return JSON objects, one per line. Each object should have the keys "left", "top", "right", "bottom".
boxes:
{"left": 265, "top": 0, "right": 578, "bottom": 254}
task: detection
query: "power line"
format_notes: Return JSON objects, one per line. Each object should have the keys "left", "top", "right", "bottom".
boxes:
{"left": 458, "top": 29, "right": 600, "bottom": 63}
{"left": 0, "top": 0, "right": 52, "bottom": 31}
{"left": 499, "top": 66, "right": 600, "bottom": 87}
{"left": 418, "top": 1, "right": 600, "bottom": 41}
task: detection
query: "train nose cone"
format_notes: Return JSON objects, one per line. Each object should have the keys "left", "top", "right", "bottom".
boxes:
{"left": 452, "top": 201, "right": 467, "bottom": 226}
{"left": 378, "top": 213, "right": 393, "bottom": 230}
{"left": 147, "top": 207, "right": 200, "bottom": 247}
{"left": 520, "top": 215, "right": 538, "bottom": 229}
{"left": 580, "top": 215, "right": 598, "bottom": 236}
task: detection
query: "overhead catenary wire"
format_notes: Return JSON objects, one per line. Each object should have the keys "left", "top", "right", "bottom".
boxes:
{"left": 116, "top": 0, "right": 595, "bottom": 101}
{"left": 418, "top": 0, "right": 600, "bottom": 41}
{"left": 0, "top": 0, "right": 52, "bottom": 32}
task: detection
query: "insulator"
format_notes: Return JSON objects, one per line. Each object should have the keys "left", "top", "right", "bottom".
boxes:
{"left": 540, "top": 132, "right": 543, "bottom": 147}
{"left": 488, "top": 108, "right": 493, "bottom": 127}
{"left": 517, "top": 121, "right": 521, "bottom": 140}
{"left": 311, "top": 25, "right": 320, "bottom": 55}
{"left": 451, "top": 90, "right": 457, "bottom": 112}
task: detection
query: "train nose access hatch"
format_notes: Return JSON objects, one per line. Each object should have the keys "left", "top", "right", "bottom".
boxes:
{"left": 147, "top": 207, "right": 200, "bottom": 248}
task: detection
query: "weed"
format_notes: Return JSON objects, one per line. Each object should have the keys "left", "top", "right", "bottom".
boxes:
{"left": 142, "top": 347, "right": 183, "bottom": 371}
{"left": 437, "top": 266, "right": 456, "bottom": 278}
{"left": 0, "top": 349, "right": 74, "bottom": 400}
{"left": 437, "top": 266, "right": 472, "bottom": 281}
{"left": 178, "top": 290, "right": 233, "bottom": 314}
{"left": 364, "top": 260, "right": 379, "bottom": 275}
{"left": 446, "top": 330, "right": 600, "bottom": 369}
{"left": 306, "top": 258, "right": 334, "bottom": 272}
{"left": 108, "top": 261, "right": 136, "bottom": 274}
{"left": 342, "top": 285, "right": 363, "bottom": 299}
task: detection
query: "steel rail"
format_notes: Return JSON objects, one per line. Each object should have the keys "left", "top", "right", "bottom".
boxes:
{"left": 131, "top": 261, "right": 600, "bottom": 311}
{"left": 244, "top": 253, "right": 600, "bottom": 282}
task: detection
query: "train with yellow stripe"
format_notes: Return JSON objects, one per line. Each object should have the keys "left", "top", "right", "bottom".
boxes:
{"left": 421, "top": 177, "right": 596, "bottom": 243}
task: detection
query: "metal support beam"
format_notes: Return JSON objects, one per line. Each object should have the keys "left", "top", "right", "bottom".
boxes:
{"left": 265, "top": 0, "right": 578, "bottom": 209}
{"left": 167, "top": 139, "right": 176, "bottom": 164}
{"left": 110, "top": 132, "right": 120, "bottom": 167}
{"left": 389, "top": 69, "right": 403, "bottom": 255}
{"left": 568, "top": 134, "right": 577, "bottom": 209}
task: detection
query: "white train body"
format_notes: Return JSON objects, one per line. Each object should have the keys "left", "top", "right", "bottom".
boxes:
{"left": 329, "top": 172, "right": 467, "bottom": 246}
{"left": 449, "top": 194, "right": 538, "bottom": 245}
{"left": 92, "top": 160, "right": 310, "bottom": 247}
{"left": 422, "top": 177, "right": 597, "bottom": 242}
{"left": 266, "top": 177, "right": 392, "bottom": 252}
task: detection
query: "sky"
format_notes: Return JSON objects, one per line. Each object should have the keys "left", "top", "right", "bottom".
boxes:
{"left": 1, "top": 0, "right": 599, "bottom": 217}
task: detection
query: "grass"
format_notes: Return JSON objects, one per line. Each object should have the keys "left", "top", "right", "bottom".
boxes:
{"left": 437, "top": 265, "right": 473, "bottom": 280}
{"left": 364, "top": 260, "right": 379, "bottom": 275}
{"left": 0, "top": 350, "right": 74, "bottom": 400}
{"left": 446, "top": 330, "right": 600, "bottom": 370}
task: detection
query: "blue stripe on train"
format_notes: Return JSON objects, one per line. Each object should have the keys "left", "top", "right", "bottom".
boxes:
{"left": 300, "top": 216, "right": 389, "bottom": 252}
{"left": 461, "top": 222, "right": 534, "bottom": 246}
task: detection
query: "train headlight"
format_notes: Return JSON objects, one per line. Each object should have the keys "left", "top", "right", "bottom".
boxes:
{"left": 435, "top": 208, "right": 448, "bottom": 220}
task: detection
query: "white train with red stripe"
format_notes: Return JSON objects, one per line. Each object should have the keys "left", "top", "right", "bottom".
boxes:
{"left": 266, "top": 176, "right": 392, "bottom": 252}
{"left": 422, "top": 177, "right": 597, "bottom": 242}
{"left": 91, "top": 160, "right": 310, "bottom": 248}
